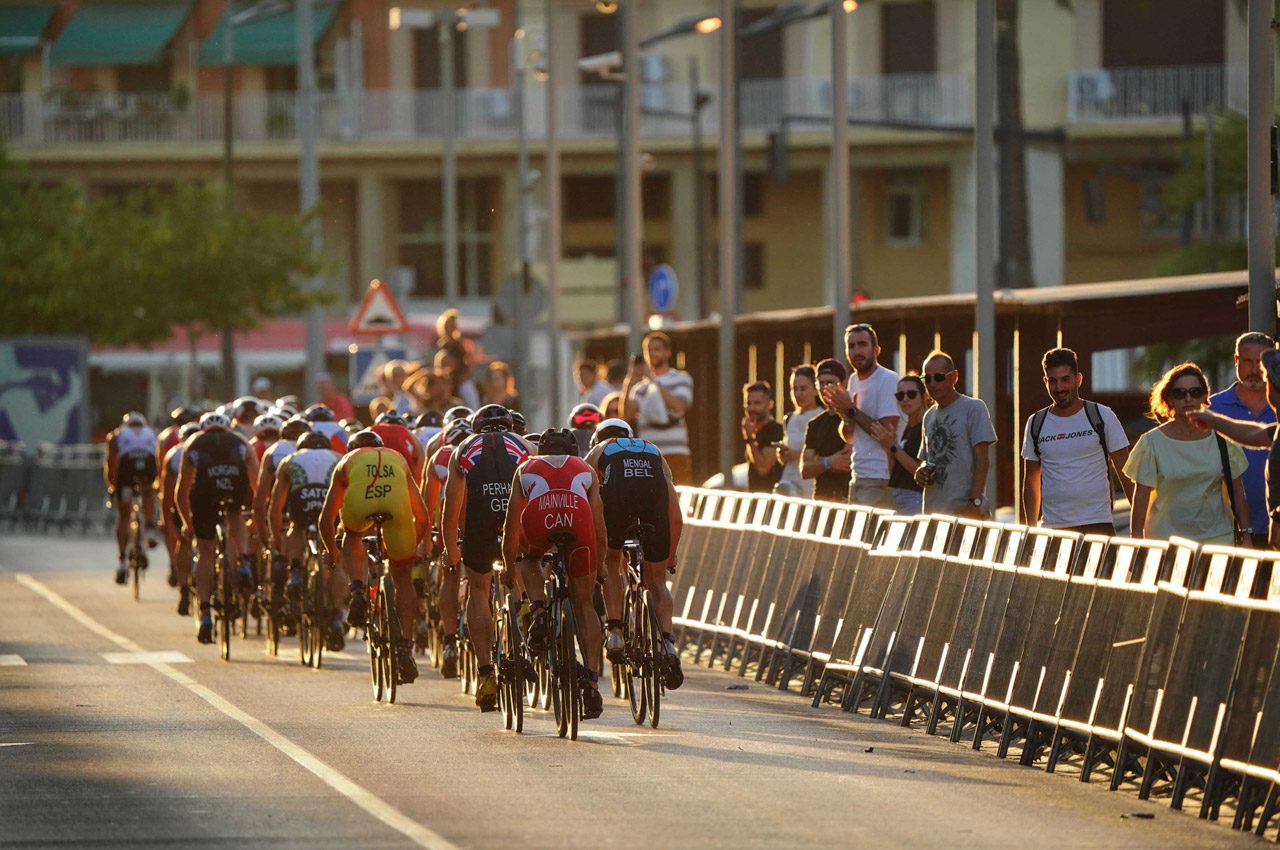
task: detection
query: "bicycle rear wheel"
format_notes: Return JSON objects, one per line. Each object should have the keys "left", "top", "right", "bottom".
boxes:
{"left": 266, "top": 579, "right": 280, "bottom": 657}
{"left": 381, "top": 574, "right": 399, "bottom": 704}
{"left": 129, "top": 509, "right": 143, "bottom": 602}
{"left": 218, "top": 554, "right": 233, "bottom": 662}
{"left": 643, "top": 589, "right": 662, "bottom": 729}
{"left": 553, "top": 599, "right": 582, "bottom": 741}
{"left": 309, "top": 560, "right": 325, "bottom": 669}
{"left": 625, "top": 588, "right": 647, "bottom": 725}
{"left": 368, "top": 584, "right": 384, "bottom": 702}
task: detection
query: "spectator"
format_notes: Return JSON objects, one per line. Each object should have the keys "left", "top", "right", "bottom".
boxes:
{"left": 369, "top": 396, "right": 393, "bottom": 420}
{"left": 1126, "top": 362, "right": 1248, "bottom": 545}
{"left": 314, "top": 372, "right": 355, "bottom": 421}
{"left": 405, "top": 365, "right": 453, "bottom": 414}
{"left": 1020, "top": 347, "right": 1133, "bottom": 534}
{"left": 866, "top": 375, "right": 928, "bottom": 515}
{"left": 382, "top": 360, "right": 419, "bottom": 416}
{"left": 600, "top": 391, "right": 623, "bottom": 420}
{"left": 435, "top": 347, "right": 479, "bottom": 409}
{"left": 914, "top": 351, "right": 997, "bottom": 517}
{"left": 576, "top": 358, "right": 614, "bottom": 407}
{"left": 482, "top": 360, "right": 520, "bottom": 410}
{"left": 800, "top": 359, "right": 853, "bottom": 502}
{"left": 820, "top": 323, "right": 899, "bottom": 509}
{"left": 623, "top": 331, "right": 694, "bottom": 485}
{"left": 251, "top": 376, "right": 273, "bottom": 401}
{"left": 1208, "top": 332, "right": 1277, "bottom": 546}
{"left": 774, "top": 365, "right": 823, "bottom": 499}
{"left": 605, "top": 359, "right": 628, "bottom": 393}
{"left": 742, "top": 381, "right": 784, "bottom": 493}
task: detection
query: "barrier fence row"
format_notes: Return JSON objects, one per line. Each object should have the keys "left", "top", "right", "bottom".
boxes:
{"left": 670, "top": 486, "right": 1280, "bottom": 837}
{"left": 0, "top": 441, "right": 110, "bottom": 533}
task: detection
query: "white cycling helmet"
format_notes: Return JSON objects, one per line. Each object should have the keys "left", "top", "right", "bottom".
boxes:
{"left": 200, "top": 411, "right": 232, "bottom": 431}
{"left": 591, "top": 417, "right": 633, "bottom": 447}
{"left": 253, "top": 413, "right": 284, "bottom": 434}
{"left": 122, "top": 411, "right": 148, "bottom": 428}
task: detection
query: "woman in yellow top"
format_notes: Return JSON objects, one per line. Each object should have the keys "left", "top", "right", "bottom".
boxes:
{"left": 1124, "top": 362, "right": 1249, "bottom": 545}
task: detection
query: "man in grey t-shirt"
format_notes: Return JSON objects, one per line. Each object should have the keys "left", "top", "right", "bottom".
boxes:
{"left": 915, "top": 351, "right": 997, "bottom": 517}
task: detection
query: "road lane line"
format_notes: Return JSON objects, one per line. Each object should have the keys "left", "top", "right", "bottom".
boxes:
{"left": 102, "top": 651, "right": 193, "bottom": 664}
{"left": 13, "top": 572, "right": 460, "bottom": 850}
{"left": 0, "top": 654, "right": 28, "bottom": 666}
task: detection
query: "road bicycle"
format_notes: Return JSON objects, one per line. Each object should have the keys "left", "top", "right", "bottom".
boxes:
{"left": 123, "top": 476, "right": 150, "bottom": 602}
{"left": 619, "top": 522, "right": 665, "bottom": 728}
{"left": 539, "top": 530, "right": 593, "bottom": 740}
{"left": 298, "top": 525, "right": 326, "bottom": 669}
{"left": 362, "top": 514, "right": 400, "bottom": 703}
{"left": 494, "top": 566, "right": 525, "bottom": 733}
{"left": 212, "top": 501, "right": 240, "bottom": 662}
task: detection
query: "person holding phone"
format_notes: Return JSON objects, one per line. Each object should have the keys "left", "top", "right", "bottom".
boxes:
{"left": 742, "top": 381, "right": 784, "bottom": 493}
{"left": 623, "top": 332, "right": 695, "bottom": 485}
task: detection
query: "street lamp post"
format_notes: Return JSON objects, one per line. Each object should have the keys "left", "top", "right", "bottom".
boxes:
{"left": 620, "top": 0, "right": 644, "bottom": 354}
{"left": 717, "top": 0, "right": 738, "bottom": 484}
{"left": 297, "top": 0, "right": 325, "bottom": 403}
{"left": 830, "top": 0, "right": 850, "bottom": 363}
{"left": 545, "top": 0, "right": 563, "bottom": 417}
{"left": 975, "top": 0, "right": 997, "bottom": 503}
{"left": 440, "top": 11, "right": 459, "bottom": 305}
{"left": 1247, "top": 0, "right": 1276, "bottom": 335}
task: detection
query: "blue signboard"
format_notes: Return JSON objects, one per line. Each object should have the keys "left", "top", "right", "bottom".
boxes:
{"left": 648, "top": 264, "right": 678, "bottom": 313}
{"left": 349, "top": 345, "right": 406, "bottom": 405}
{"left": 0, "top": 336, "right": 89, "bottom": 445}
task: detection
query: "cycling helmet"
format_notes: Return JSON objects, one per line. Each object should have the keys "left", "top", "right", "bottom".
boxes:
{"left": 200, "top": 411, "right": 231, "bottom": 431}
{"left": 510, "top": 411, "right": 527, "bottom": 436}
{"left": 253, "top": 413, "right": 284, "bottom": 435}
{"left": 592, "top": 417, "right": 634, "bottom": 446}
{"left": 443, "top": 405, "right": 473, "bottom": 426}
{"left": 303, "top": 404, "right": 335, "bottom": 423}
{"left": 347, "top": 429, "right": 384, "bottom": 451}
{"left": 340, "top": 418, "right": 363, "bottom": 434}
{"left": 281, "top": 417, "right": 311, "bottom": 441}
{"left": 568, "top": 403, "right": 602, "bottom": 429}
{"left": 296, "top": 432, "right": 332, "bottom": 451}
{"left": 444, "top": 418, "right": 472, "bottom": 446}
{"left": 170, "top": 405, "right": 201, "bottom": 426}
{"left": 471, "top": 404, "right": 513, "bottom": 433}
{"left": 275, "top": 394, "right": 300, "bottom": 412}
{"left": 375, "top": 411, "right": 407, "bottom": 426}
{"left": 233, "top": 396, "right": 262, "bottom": 418}
{"left": 122, "top": 411, "right": 148, "bottom": 428}
{"left": 416, "top": 410, "right": 444, "bottom": 430}
{"left": 538, "top": 427, "right": 578, "bottom": 457}
{"left": 178, "top": 422, "right": 200, "bottom": 440}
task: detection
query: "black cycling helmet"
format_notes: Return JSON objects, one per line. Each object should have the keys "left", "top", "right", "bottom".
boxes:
{"left": 510, "top": 411, "right": 527, "bottom": 436}
{"left": 538, "top": 427, "right": 578, "bottom": 457}
{"left": 178, "top": 422, "right": 200, "bottom": 441}
{"left": 592, "top": 417, "right": 634, "bottom": 447}
{"left": 296, "top": 432, "right": 332, "bottom": 451}
{"left": 375, "top": 411, "right": 407, "bottom": 426}
{"left": 339, "top": 418, "right": 363, "bottom": 434}
{"left": 470, "top": 404, "right": 513, "bottom": 433}
{"left": 443, "top": 405, "right": 473, "bottom": 426}
{"left": 445, "top": 418, "right": 472, "bottom": 446}
{"left": 281, "top": 417, "right": 311, "bottom": 442}
{"left": 347, "top": 429, "right": 384, "bottom": 451}
{"left": 303, "top": 403, "right": 335, "bottom": 423}
{"left": 569, "top": 403, "right": 602, "bottom": 430}
{"left": 416, "top": 410, "right": 444, "bottom": 430}
{"left": 170, "top": 405, "right": 201, "bottom": 426}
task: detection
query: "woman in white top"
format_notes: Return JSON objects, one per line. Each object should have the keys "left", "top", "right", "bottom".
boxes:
{"left": 774, "top": 365, "right": 823, "bottom": 498}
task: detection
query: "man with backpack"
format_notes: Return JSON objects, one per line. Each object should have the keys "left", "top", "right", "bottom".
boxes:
{"left": 1021, "top": 348, "right": 1133, "bottom": 534}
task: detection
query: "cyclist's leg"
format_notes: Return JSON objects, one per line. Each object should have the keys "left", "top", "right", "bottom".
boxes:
{"left": 114, "top": 488, "right": 132, "bottom": 559}
{"left": 642, "top": 561, "right": 675, "bottom": 636}
{"left": 194, "top": 539, "right": 216, "bottom": 604}
{"left": 439, "top": 561, "right": 460, "bottom": 634}
{"left": 227, "top": 509, "right": 248, "bottom": 564}
{"left": 569, "top": 573, "right": 603, "bottom": 677}
{"left": 174, "top": 528, "right": 193, "bottom": 589}
{"left": 389, "top": 563, "right": 417, "bottom": 641}
{"left": 141, "top": 485, "right": 158, "bottom": 534}
{"left": 519, "top": 556, "right": 547, "bottom": 605}
{"left": 382, "top": 515, "right": 421, "bottom": 643}
{"left": 601, "top": 547, "right": 625, "bottom": 622}
{"left": 464, "top": 566, "right": 495, "bottom": 668}
{"left": 340, "top": 530, "right": 367, "bottom": 585}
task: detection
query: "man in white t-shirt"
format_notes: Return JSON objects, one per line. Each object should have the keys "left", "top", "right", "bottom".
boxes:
{"left": 1021, "top": 347, "right": 1133, "bottom": 534}
{"left": 623, "top": 331, "right": 694, "bottom": 485}
{"left": 819, "top": 323, "right": 899, "bottom": 509}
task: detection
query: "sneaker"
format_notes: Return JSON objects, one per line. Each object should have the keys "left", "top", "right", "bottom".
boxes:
{"left": 347, "top": 586, "right": 368, "bottom": 628}
{"left": 524, "top": 606, "right": 550, "bottom": 653}
{"left": 397, "top": 644, "right": 419, "bottom": 684}
{"left": 327, "top": 624, "right": 345, "bottom": 652}
{"left": 605, "top": 629, "right": 625, "bottom": 665}
{"left": 440, "top": 641, "right": 459, "bottom": 679}
{"left": 582, "top": 685, "right": 604, "bottom": 719}
{"left": 177, "top": 586, "right": 191, "bottom": 617}
{"left": 114, "top": 561, "right": 127, "bottom": 585}
{"left": 197, "top": 612, "right": 214, "bottom": 644}
{"left": 475, "top": 673, "right": 498, "bottom": 712}
{"left": 663, "top": 638, "right": 684, "bottom": 690}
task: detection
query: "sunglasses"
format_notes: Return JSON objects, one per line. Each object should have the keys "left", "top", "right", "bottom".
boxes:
{"left": 924, "top": 372, "right": 952, "bottom": 384}
{"left": 894, "top": 390, "right": 920, "bottom": 401}
{"left": 1168, "top": 386, "right": 1207, "bottom": 401}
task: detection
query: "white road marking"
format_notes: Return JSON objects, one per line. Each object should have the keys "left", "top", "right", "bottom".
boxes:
{"left": 103, "top": 651, "right": 192, "bottom": 665}
{"left": 0, "top": 742, "right": 35, "bottom": 748}
{"left": 0, "top": 654, "right": 28, "bottom": 666}
{"left": 13, "top": 572, "right": 460, "bottom": 850}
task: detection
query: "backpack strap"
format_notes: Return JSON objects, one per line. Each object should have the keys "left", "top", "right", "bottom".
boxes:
{"left": 1028, "top": 407, "right": 1051, "bottom": 460}
{"left": 1082, "top": 400, "right": 1108, "bottom": 457}
{"left": 1216, "top": 433, "right": 1241, "bottom": 532}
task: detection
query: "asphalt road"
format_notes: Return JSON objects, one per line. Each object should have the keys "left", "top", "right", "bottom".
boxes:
{"left": 0, "top": 533, "right": 1264, "bottom": 849}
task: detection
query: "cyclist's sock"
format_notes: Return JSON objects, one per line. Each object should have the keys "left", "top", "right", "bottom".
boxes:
{"left": 200, "top": 602, "right": 211, "bottom": 614}
{"left": 663, "top": 632, "right": 676, "bottom": 644}
{"left": 588, "top": 669, "right": 600, "bottom": 684}
{"left": 529, "top": 599, "right": 548, "bottom": 612}
{"left": 349, "top": 580, "right": 364, "bottom": 592}
{"left": 605, "top": 618, "right": 623, "bottom": 632}
{"left": 478, "top": 664, "right": 494, "bottom": 678}
{"left": 442, "top": 633, "right": 456, "bottom": 646}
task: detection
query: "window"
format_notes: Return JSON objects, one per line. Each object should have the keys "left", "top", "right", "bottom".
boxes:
{"left": 885, "top": 175, "right": 926, "bottom": 246}
{"left": 396, "top": 177, "right": 498, "bottom": 298}
{"left": 561, "top": 173, "right": 670, "bottom": 222}
{"left": 881, "top": 2, "right": 936, "bottom": 75}
{"left": 1102, "top": 0, "right": 1223, "bottom": 68}
{"left": 739, "top": 8, "right": 783, "bottom": 80}
{"left": 708, "top": 172, "right": 765, "bottom": 218}
{"left": 414, "top": 25, "right": 469, "bottom": 88}
{"left": 710, "top": 241, "right": 765, "bottom": 290}
{"left": 264, "top": 65, "right": 297, "bottom": 93}
{"left": 1137, "top": 173, "right": 1181, "bottom": 241}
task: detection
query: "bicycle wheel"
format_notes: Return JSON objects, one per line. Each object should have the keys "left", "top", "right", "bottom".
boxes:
{"left": 266, "top": 580, "right": 280, "bottom": 657}
{"left": 643, "top": 589, "right": 662, "bottom": 729}
{"left": 129, "top": 509, "right": 143, "bottom": 602}
{"left": 369, "top": 584, "right": 384, "bottom": 702}
{"left": 218, "top": 554, "right": 233, "bottom": 662}
{"left": 382, "top": 574, "right": 399, "bottom": 705}
{"left": 550, "top": 602, "right": 568, "bottom": 738}
{"left": 561, "top": 600, "right": 581, "bottom": 741}
{"left": 625, "top": 588, "right": 647, "bottom": 725}
{"left": 503, "top": 596, "right": 524, "bottom": 733}
{"left": 310, "top": 561, "right": 325, "bottom": 670}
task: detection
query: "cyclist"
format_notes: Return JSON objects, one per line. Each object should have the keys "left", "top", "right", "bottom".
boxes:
{"left": 423, "top": 404, "right": 472, "bottom": 461}
{"left": 252, "top": 417, "right": 312, "bottom": 536}
{"left": 568, "top": 402, "right": 602, "bottom": 458}
{"left": 305, "top": 404, "right": 349, "bottom": 452}
{"left": 160, "top": 421, "right": 199, "bottom": 614}
{"left": 231, "top": 397, "right": 264, "bottom": 440}
{"left": 371, "top": 411, "right": 425, "bottom": 489}
{"left": 269, "top": 431, "right": 345, "bottom": 649}
{"left": 319, "top": 429, "right": 430, "bottom": 685}
{"left": 156, "top": 405, "right": 200, "bottom": 469}
{"left": 510, "top": 410, "right": 527, "bottom": 437}
{"left": 583, "top": 417, "right": 686, "bottom": 690}
{"left": 105, "top": 412, "right": 160, "bottom": 585}
{"left": 422, "top": 415, "right": 472, "bottom": 678}
{"left": 440, "top": 404, "right": 533, "bottom": 711}
{"left": 249, "top": 412, "right": 283, "bottom": 462}
{"left": 503, "top": 427, "right": 608, "bottom": 719}
{"left": 177, "top": 411, "right": 259, "bottom": 645}
{"left": 414, "top": 410, "right": 444, "bottom": 449}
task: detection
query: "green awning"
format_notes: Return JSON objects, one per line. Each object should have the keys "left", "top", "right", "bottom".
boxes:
{"left": 199, "top": 1, "right": 339, "bottom": 66}
{"left": 50, "top": 1, "right": 192, "bottom": 66}
{"left": 0, "top": 4, "right": 55, "bottom": 57}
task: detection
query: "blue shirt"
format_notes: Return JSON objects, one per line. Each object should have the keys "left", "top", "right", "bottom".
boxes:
{"left": 1209, "top": 383, "right": 1276, "bottom": 532}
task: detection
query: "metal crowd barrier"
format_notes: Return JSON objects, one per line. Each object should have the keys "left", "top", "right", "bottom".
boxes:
{"left": 669, "top": 485, "right": 1280, "bottom": 837}
{"left": 0, "top": 440, "right": 110, "bottom": 534}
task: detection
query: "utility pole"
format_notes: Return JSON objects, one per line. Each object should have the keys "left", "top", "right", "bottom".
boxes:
{"left": 441, "top": 13, "right": 459, "bottom": 304}
{"left": 545, "top": 0, "right": 563, "bottom": 415}
{"left": 220, "top": 0, "right": 237, "bottom": 398}
{"left": 620, "top": 0, "right": 645, "bottom": 352}
{"left": 298, "top": 0, "right": 325, "bottom": 402}
{"left": 513, "top": 22, "right": 530, "bottom": 397}
{"left": 830, "top": 0, "right": 850, "bottom": 363}
{"left": 691, "top": 55, "right": 707, "bottom": 319}
{"left": 1247, "top": 0, "right": 1276, "bottom": 335}
{"left": 717, "top": 0, "right": 738, "bottom": 482}
{"left": 975, "top": 0, "right": 997, "bottom": 502}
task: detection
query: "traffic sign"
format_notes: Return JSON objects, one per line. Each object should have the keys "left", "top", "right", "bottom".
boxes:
{"left": 349, "top": 345, "right": 406, "bottom": 404}
{"left": 350, "top": 279, "right": 409, "bottom": 335}
{"left": 648, "top": 264, "right": 678, "bottom": 313}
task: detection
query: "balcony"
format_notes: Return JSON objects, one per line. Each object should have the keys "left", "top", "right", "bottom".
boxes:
{"left": 1067, "top": 64, "right": 1246, "bottom": 123}
{"left": 0, "top": 73, "right": 970, "bottom": 150}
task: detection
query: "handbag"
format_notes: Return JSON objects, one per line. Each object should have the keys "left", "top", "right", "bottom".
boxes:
{"left": 1214, "top": 433, "right": 1249, "bottom": 547}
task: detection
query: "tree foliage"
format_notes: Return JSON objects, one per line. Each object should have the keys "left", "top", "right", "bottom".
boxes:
{"left": 0, "top": 145, "right": 326, "bottom": 346}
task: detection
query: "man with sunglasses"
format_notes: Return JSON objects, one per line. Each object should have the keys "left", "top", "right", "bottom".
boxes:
{"left": 1021, "top": 347, "right": 1132, "bottom": 535}
{"left": 914, "top": 351, "right": 997, "bottom": 518}
{"left": 819, "top": 323, "right": 900, "bottom": 510}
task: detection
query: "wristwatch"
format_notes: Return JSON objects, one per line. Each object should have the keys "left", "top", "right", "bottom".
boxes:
{"left": 845, "top": 405, "right": 859, "bottom": 420}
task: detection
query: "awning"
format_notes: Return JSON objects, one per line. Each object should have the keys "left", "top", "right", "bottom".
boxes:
{"left": 50, "top": 1, "right": 192, "bottom": 66}
{"left": 199, "top": 1, "right": 340, "bottom": 66}
{"left": 0, "top": 4, "right": 54, "bottom": 57}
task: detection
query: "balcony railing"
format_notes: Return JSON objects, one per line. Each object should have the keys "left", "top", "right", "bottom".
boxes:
{"left": 0, "top": 73, "right": 970, "bottom": 149}
{"left": 1067, "top": 64, "right": 1245, "bottom": 123}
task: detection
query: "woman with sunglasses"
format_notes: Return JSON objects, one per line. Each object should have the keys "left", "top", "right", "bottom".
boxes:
{"left": 1124, "top": 362, "right": 1249, "bottom": 544}
{"left": 867, "top": 376, "right": 928, "bottom": 514}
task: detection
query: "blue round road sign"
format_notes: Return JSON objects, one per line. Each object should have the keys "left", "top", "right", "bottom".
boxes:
{"left": 648, "top": 264, "right": 678, "bottom": 313}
